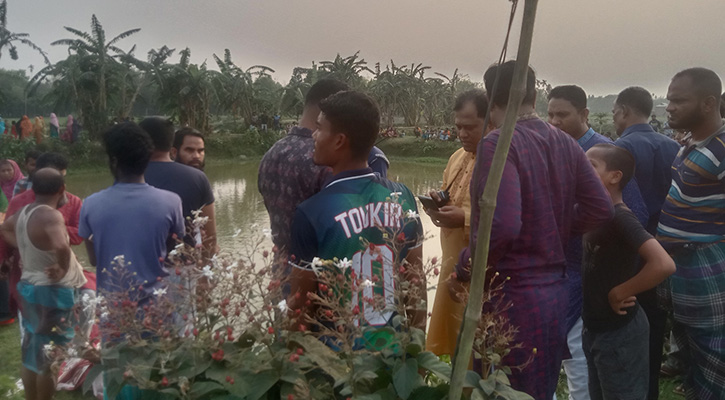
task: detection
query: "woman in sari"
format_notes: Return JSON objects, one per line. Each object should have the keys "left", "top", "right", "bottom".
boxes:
{"left": 0, "top": 159, "right": 24, "bottom": 202}
{"left": 33, "top": 116, "right": 45, "bottom": 144}
{"left": 63, "top": 115, "right": 74, "bottom": 142}
{"left": 49, "top": 113, "right": 60, "bottom": 138}
{"left": 19, "top": 116, "right": 33, "bottom": 140}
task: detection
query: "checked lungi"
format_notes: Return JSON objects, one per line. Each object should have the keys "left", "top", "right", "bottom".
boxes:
{"left": 667, "top": 242, "right": 725, "bottom": 400}
{"left": 17, "top": 281, "right": 77, "bottom": 374}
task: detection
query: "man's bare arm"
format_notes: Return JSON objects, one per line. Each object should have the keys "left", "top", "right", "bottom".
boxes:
{"left": 43, "top": 210, "right": 72, "bottom": 274}
{"left": 0, "top": 213, "right": 19, "bottom": 249}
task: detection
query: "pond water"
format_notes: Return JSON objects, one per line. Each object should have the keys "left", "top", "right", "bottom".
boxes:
{"left": 66, "top": 159, "right": 447, "bottom": 268}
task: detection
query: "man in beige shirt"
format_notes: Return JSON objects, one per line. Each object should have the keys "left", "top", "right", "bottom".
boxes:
{"left": 425, "top": 89, "right": 493, "bottom": 355}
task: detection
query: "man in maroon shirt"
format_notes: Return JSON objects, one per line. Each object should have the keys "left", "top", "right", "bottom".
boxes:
{"left": 0, "top": 153, "right": 83, "bottom": 320}
{"left": 452, "top": 61, "right": 613, "bottom": 400}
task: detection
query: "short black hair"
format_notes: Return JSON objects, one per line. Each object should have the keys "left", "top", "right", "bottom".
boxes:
{"left": 32, "top": 168, "right": 64, "bottom": 196}
{"left": 25, "top": 149, "right": 42, "bottom": 163}
{"left": 548, "top": 85, "right": 587, "bottom": 111}
{"left": 103, "top": 122, "right": 153, "bottom": 176}
{"left": 615, "top": 87, "right": 653, "bottom": 117}
{"left": 720, "top": 92, "right": 725, "bottom": 118}
{"left": 483, "top": 60, "right": 537, "bottom": 108}
{"left": 35, "top": 152, "right": 69, "bottom": 171}
{"left": 173, "top": 127, "right": 205, "bottom": 150}
{"left": 673, "top": 68, "right": 722, "bottom": 99}
{"left": 319, "top": 91, "right": 380, "bottom": 160}
{"left": 454, "top": 89, "right": 489, "bottom": 118}
{"left": 590, "top": 143, "right": 636, "bottom": 190}
{"left": 305, "top": 79, "right": 350, "bottom": 107}
{"left": 139, "top": 117, "right": 175, "bottom": 152}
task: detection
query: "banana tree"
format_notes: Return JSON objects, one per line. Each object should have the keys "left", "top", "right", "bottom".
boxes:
{"left": 0, "top": 0, "right": 48, "bottom": 63}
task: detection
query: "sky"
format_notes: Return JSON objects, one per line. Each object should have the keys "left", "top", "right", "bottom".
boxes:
{"left": 2, "top": 0, "right": 724, "bottom": 97}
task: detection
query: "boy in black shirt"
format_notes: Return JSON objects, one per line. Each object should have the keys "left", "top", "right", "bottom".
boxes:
{"left": 582, "top": 143, "right": 675, "bottom": 399}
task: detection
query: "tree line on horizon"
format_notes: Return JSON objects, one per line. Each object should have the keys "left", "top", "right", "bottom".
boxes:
{"left": 0, "top": 3, "right": 660, "bottom": 139}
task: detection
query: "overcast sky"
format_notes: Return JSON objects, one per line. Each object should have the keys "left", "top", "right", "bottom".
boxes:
{"left": 2, "top": 0, "right": 724, "bottom": 96}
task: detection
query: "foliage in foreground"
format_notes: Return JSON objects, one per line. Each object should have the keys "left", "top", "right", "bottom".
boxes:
{"left": 46, "top": 208, "right": 533, "bottom": 400}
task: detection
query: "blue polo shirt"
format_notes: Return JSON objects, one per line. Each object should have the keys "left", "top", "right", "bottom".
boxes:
{"left": 615, "top": 123, "right": 680, "bottom": 233}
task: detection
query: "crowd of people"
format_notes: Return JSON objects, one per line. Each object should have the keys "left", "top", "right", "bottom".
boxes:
{"left": 0, "top": 63, "right": 724, "bottom": 400}
{"left": 0, "top": 113, "right": 82, "bottom": 144}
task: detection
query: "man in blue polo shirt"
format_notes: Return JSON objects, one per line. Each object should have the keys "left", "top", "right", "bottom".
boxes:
{"left": 611, "top": 86, "right": 680, "bottom": 400}
{"left": 287, "top": 91, "right": 424, "bottom": 343}
{"left": 80, "top": 122, "right": 184, "bottom": 297}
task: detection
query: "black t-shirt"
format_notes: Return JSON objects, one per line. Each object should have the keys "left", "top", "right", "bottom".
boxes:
{"left": 582, "top": 203, "right": 652, "bottom": 332}
{"left": 145, "top": 161, "right": 215, "bottom": 218}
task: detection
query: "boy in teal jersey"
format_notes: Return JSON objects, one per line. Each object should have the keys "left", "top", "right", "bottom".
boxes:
{"left": 288, "top": 91, "right": 425, "bottom": 341}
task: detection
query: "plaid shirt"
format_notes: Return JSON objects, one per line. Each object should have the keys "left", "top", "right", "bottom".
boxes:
{"left": 258, "top": 127, "right": 332, "bottom": 254}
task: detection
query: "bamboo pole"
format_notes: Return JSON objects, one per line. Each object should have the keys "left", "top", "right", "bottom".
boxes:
{"left": 448, "top": 1, "right": 539, "bottom": 399}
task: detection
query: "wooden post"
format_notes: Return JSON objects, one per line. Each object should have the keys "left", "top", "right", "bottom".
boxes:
{"left": 448, "top": 0, "right": 539, "bottom": 398}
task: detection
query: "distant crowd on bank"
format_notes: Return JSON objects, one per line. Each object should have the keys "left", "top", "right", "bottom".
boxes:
{"left": 1, "top": 114, "right": 82, "bottom": 144}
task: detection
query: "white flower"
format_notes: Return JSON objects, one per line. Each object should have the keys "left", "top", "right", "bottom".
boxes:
{"left": 153, "top": 287, "right": 167, "bottom": 297}
{"left": 202, "top": 265, "right": 214, "bottom": 279}
{"left": 406, "top": 210, "right": 419, "bottom": 219}
{"left": 232, "top": 228, "right": 242, "bottom": 238}
{"left": 81, "top": 293, "right": 91, "bottom": 305}
{"left": 113, "top": 255, "right": 126, "bottom": 264}
{"left": 312, "top": 257, "right": 324, "bottom": 267}
{"left": 390, "top": 191, "right": 402, "bottom": 199}
{"left": 336, "top": 257, "right": 352, "bottom": 270}
{"left": 262, "top": 228, "right": 272, "bottom": 239}
{"left": 67, "top": 348, "right": 79, "bottom": 358}
{"left": 101, "top": 310, "right": 110, "bottom": 319}
{"left": 277, "top": 299, "right": 288, "bottom": 313}
{"left": 175, "top": 242, "right": 185, "bottom": 250}
{"left": 361, "top": 279, "right": 374, "bottom": 288}
{"left": 43, "top": 343, "right": 54, "bottom": 354}
{"left": 169, "top": 249, "right": 179, "bottom": 257}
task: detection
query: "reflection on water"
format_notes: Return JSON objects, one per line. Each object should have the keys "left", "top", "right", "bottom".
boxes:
{"left": 66, "top": 159, "right": 449, "bottom": 268}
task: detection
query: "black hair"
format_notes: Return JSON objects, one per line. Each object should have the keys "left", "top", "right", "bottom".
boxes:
{"left": 454, "top": 89, "right": 489, "bottom": 118}
{"left": 103, "top": 122, "right": 154, "bottom": 176}
{"left": 483, "top": 60, "right": 537, "bottom": 108}
{"left": 305, "top": 79, "right": 350, "bottom": 107}
{"left": 139, "top": 117, "right": 175, "bottom": 152}
{"left": 720, "top": 92, "right": 725, "bottom": 118}
{"left": 319, "top": 91, "right": 380, "bottom": 160}
{"left": 24, "top": 149, "right": 42, "bottom": 163}
{"left": 548, "top": 85, "right": 587, "bottom": 111}
{"left": 590, "top": 143, "right": 636, "bottom": 190}
{"left": 173, "top": 127, "right": 205, "bottom": 150}
{"left": 35, "top": 152, "right": 69, "bottom": 171}
{"left": 32, "top": 168, "right": 64, "bottom": 196}
{"left": 615, "top": 86, "right": 654, "bottom": 117}
{"left": 673, "top": 68, "right": 722, "bottom": 100}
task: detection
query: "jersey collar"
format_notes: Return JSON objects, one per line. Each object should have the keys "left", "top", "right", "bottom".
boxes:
{"left": 325, "top": 167, "right": 376, "bottom": 188}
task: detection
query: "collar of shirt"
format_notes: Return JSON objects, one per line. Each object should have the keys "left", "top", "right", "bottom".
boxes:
{"left": 288, "top": 126, "right": 313, "bottom": 138}
{"left": 690, "top": 123, "right": 725, "bottom": 149}
{"left": 325, "top": 167, "right": 375, "bottom": 188}
{"left": 619, "top": 123, "right": 656, "bottom": 139}
{"left": 577, "top": 128, "right": 596, "bottom": 146}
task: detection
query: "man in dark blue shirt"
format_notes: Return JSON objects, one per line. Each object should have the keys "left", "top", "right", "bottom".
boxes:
{"left": 612, "top": 86, "right": 679, "bottom": 400}
{"left": 140, "top": 118, "right": 217, "bottom": 258}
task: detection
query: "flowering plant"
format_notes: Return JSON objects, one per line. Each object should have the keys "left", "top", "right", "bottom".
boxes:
{"left": 47, "top": 206, "right": 532, "bottom": 400}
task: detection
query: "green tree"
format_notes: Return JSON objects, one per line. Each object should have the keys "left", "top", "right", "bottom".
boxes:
{"left": 0, "top": 0, "right": 48, "bottom": 63}
{"left": 212, "top": 49, "right": 274, "bottom": 124}
{"left": 318, "top": 51, "right": 371, "bottom": 89}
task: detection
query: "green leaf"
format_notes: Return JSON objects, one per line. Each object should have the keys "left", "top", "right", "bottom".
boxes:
{"left": 290, "top": 333, "right": 348, "bottom": 381}
{"left": 463, "top": 370, "right": 482, "bottom": 388}
{"left": 405, "top": 342, "right": 422, "bottom": 357}
{"left": 470, "top": 388, "right": 486, "bottom": 400}
{"left": 246, "top": 369, "right": 279, "bottom": 400}
{"left": 479, "top": 377, "right": 496, "bottom": 396}
{"left": 82, "top": 364, "right": 104, "bottom": 396}
{"left": 189, "top": 381, "right": 224, "bottom": 398}
{"left": 392, "top": 358, "right": 423, "bottom": 399}
{"left": 408, "top": 385, "right": 449, "bottom": 400}
{"left": 416, "top": 352, "right": 452, "bottom": 382}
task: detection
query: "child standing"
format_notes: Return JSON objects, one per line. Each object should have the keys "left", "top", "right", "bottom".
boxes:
{"left": 581, "top": 143, "right": 676, "bottom": 399}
